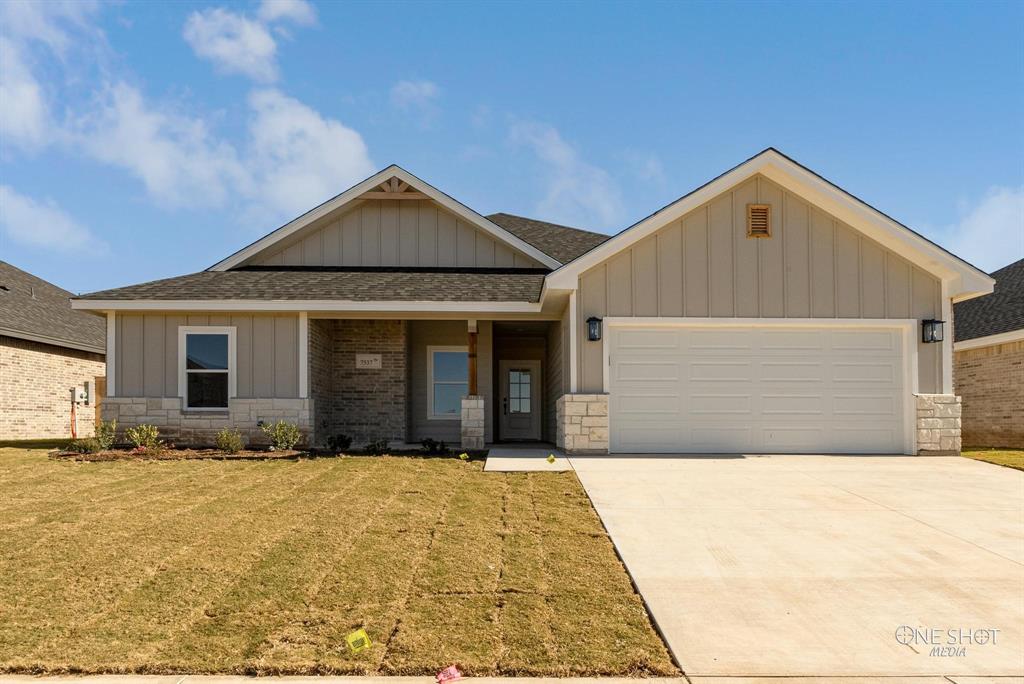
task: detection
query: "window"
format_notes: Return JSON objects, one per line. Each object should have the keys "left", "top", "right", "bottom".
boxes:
{"left": 178, "top": 327, "right": 236, "bottom": 410}
{"left": 508, "top": 369, "right": 531, "bottom": 413}
{"left": 747, "top": 203, "right": 771, "bottom": 238}
{"left": 428, "top": 346, "right": 467, "bottom": 419}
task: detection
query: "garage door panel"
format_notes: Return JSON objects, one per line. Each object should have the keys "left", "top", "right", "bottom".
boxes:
{"left": 610, "top": 324, "right": 909, "bottom": 454}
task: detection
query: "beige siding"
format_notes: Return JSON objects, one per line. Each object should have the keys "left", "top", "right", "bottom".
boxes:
{"left": 407, "top": 320, "right": 493, "bottom": 443}
{"left": 114, "top": 313, "right": 301, "bottom": 398}
{"left": 254, "top": 199, "right": 543, "bottom": 268}
{"left": 576, "top": 174, "right": 943, "bottom": 393}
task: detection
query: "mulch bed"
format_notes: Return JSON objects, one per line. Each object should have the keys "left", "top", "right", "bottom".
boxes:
{"left": 51, "top": 447, "right": 490, "bottom": 462}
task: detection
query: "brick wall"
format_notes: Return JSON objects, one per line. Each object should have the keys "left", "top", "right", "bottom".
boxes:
{"left": 324, "top": 320, "right": 408, "bottom": 444}
{"left": 954, "top": 340, "right": 1024, "bottom": 448}
{"left": 0, "top": 335, "right": 105, "bottom": 440}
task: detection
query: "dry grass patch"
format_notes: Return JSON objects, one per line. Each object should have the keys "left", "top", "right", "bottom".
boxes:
{"left": 963, "top": 448, "right": 1024, "bottom": 472}
{"left": 0, "top": 448, "right": 677, "bottom": 676}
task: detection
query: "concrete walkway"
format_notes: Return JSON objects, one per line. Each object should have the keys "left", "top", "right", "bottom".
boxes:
{"left": 483, "top": 445, "right": 571, "bottom": 472}
{"left": 571, "top": 454, "right": 1024, "bottom": 677}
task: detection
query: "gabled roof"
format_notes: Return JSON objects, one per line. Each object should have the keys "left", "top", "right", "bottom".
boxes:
{"left": 487, "top": 213, "right": 610, "bottom": 264}
{"left": 210, "top": 165, "right": 561, "bottom": 271}
{"left": 954, "top": 258, "right": 1024, "bottom": 341}
{"left": 0, "top": 261, "right": 105, "bottom": 354}
{"left": 545, "top": 148, "right": 995, "bottom": 300}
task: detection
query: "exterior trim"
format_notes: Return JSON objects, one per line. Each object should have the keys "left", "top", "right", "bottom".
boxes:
{"left": 954, "top": 328, "right": 1024, "bottom": 352}
{"left": 568, "top": 290, "right": 578, "bottom": 393}
{"left": 72, "top": 299, "right": 545, "bottom": 313}
{"left": 298, "top": 312, "right": 309, "bottom": 399}
{"left": 0, "top": 326, "right": 105, "bottom": 355}
{"left": 545, "top": 149, "right": 993, "bottom": 301}
{"left": 176, "top": 326, "right": 237, "bottom": 411}
{"left": 426, "top": 345, "right": 467, "bottom": 421}
{"left": 106, "top": 312, "right": 116, "bottom": 398}
{"left": 600, "top": 317, "right": 919, "bottom": 455}
{"left": 209, "top": 165, "right": 560, "bottom": 271}
{"left": 941, "top": 279, "right": 953, "bottom": 394}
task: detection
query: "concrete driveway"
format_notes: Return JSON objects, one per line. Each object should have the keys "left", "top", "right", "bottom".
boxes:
{"left": 571, "top": 454, "right": 1024, "bottom": 677}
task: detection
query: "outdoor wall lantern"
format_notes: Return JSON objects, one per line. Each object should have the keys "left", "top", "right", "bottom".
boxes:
{"left": 921, "top": 319, "right": 945, "bottom": 344}
{"left": 586, "top": 316, "right": 603, "bottom": 342}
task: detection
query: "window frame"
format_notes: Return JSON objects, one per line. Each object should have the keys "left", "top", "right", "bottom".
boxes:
{"left": 426, "top": 345, "right": 468, "bottom": 420}
{"left": 177, "top": 326, "right": 237, "bottom": 411}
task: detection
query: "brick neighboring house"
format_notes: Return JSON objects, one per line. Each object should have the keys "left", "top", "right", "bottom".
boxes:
{"left": 0, "top": 262, "right": 106, "bottom": 440}
{"left": 953, "top": 258, "right": 1024, "bottom": 448}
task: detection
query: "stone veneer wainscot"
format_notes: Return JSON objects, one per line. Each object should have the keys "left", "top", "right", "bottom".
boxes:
{"left": 556, "top": 394, "right": 609, "bottom": 454}
{"left": 915, "top": 394, "right": 962, "bottom": 456}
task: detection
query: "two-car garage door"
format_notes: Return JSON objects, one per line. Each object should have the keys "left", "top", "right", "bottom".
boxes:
{"left": 608, "top": 323, "right": 912, "bottom": 454}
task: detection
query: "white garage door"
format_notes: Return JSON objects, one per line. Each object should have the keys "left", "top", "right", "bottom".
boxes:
{"left": 608, "top": 323, "right": 911, "bottom": 454}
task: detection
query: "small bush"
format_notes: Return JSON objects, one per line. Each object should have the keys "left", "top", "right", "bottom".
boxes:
{"left": 364, "top": 439, "right": 389, "bottom": 456}
{"left": 327, "top": 433, "right": 352, "bottom": 452}
{"left": 95, "top": 420, "right": 117, "bottom": 450}
{"left": 215, "top": 428, "right": 245, "bottom": 454}
{"left": 125, "top": 424, "right": 161, "bottom": 449}
{"left": 260, "top": 420, "right": 301, "bottom": 451}
{"left": 68, "top": 437, "right": 102, "bottom": 454}
{"left": 420, "top": 438, "right": 449, "bottom": 456}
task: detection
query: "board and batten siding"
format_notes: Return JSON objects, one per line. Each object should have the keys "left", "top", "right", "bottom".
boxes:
{"left": 253, "top": 199, "right": 543, "bottom": 268}
{"left": 577, "top": 174, "right": 944, "bottom": 393}
{"left": 114, "top": 313, "right": 300, "bottom": 399}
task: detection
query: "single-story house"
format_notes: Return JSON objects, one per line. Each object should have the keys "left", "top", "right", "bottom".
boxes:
{"left": 70, "top": 149, "right": 994, "bottom": 455}
{"left": 953, "top": 258, "right": 1023, "bottom": 448}
{"left": 1, "top": 262, "right": 106, "bottom": 440}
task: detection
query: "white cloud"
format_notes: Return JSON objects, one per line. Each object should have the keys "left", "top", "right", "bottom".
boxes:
{"left": 622, "top": 149, "right": 666, "bottom": 185}
{"left": 257, "top": 0, "right": 317, "bottom": 26}
{"left": 0, "top": 185, "right": 103, "bottom": 253}
{"left": 0, "top": 38, "right": 48, "bottom": 148}
{"left": 246, "top": 88, "right": 375, "bottom": 218}
{"left": 183, "top": 7, "right": 278, "bottom": 82}
{"left": 0, "top": 0, "right": 100, "bottom": 54}
{"left": 509, "top": 120, "right": 623, "bottom": 229}
{"left": 73, "top": 83, "right": 248, "bottom": 209}
{"left": 390, "top": 80, "right": 440, "bottom": 127}
{"left": 928, "top": 186, "right": 1024, "bottom": 273}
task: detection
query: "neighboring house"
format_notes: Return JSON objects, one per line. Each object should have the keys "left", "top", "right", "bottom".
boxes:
{"left": 70, "top": 149, "right": 994, "bottom": 455}
{"left": 953, "top": 258, "right": 1024, "bottom": 448}
{"left": 1, "top": 262, "right": 106, "bottom": 440}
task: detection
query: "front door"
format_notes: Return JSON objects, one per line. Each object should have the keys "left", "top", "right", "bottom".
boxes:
{"left": 499, "top": 360, "right": 541, "bottom": 441}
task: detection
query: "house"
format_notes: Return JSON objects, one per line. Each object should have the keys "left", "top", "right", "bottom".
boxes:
{"left": 953, "top": 258, "right": 1024, "bottom": 448}
{"left": 70, "top": 149, "right": 994, "bottom": 455}
{"left": 1, "top": 262, "right": 106, "bottom": 440}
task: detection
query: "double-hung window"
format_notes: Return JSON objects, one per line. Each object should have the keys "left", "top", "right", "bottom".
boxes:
{"left": 427, "top": 346, "right": 467, "bottom": 419}
{"left": 178, "top": 327, "right": 236, "bottom": 410}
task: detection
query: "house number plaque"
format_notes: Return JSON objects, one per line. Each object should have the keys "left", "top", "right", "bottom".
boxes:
{"left": 355, "top": 353, "right": 382, "bottom": 369}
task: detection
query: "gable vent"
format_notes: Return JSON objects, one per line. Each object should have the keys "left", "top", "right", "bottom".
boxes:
{"left": 747, "top": 204, "right": 771, "bottom": 238}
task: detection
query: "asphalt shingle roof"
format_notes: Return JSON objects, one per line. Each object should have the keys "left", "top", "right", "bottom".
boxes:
{"left": 75, "top": 269, "right": 547, "bottom": 303}
{"left": 488, "top": 213, "right": 610, "bottom": 264}
{"left": 954, "top": 258, "right": 1024, "bottom": 342}
{"left": 0, "top": 261, "right": 105, "bottom": 353}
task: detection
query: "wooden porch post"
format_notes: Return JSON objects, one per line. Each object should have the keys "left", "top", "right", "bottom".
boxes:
{"left": 467, "top": 320, "right": 478, "bottom": 396}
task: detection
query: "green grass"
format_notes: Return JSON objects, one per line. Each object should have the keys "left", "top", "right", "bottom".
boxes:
{"left": 962, "top": 448, "right": 1024, "bottom": 472}
{"left": 0, "top": 448, "right": 677, "bottom": 677}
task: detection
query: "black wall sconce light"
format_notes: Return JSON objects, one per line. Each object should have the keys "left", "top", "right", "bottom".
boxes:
{"left": 586, "top": 316, "right": 603, "bottom": 341}
{"left": 921, "top": 319, "right": 944, "bottom": 343}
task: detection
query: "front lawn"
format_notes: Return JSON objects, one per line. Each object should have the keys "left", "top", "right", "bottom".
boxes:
{"left": 962, "top": 448, "right": 1024, "bottom": 472}
{"left": 0, "top": 448, "right": 677, "bottom": 676}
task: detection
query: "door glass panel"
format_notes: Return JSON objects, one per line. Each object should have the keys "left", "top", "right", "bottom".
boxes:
{"left": 509, "top": 369, "right": 531, "bottom": 414}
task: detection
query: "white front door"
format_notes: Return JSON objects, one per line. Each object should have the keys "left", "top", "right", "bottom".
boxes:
{"left": 499, "top": 360, "right": 541, "bottom": 441}
{"left": 608, "top": 322, "right": 913, "bottom": 454}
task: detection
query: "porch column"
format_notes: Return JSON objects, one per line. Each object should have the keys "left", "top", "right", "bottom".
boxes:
{"left": 461, "top": 319, "right": 484, "bottom": 449}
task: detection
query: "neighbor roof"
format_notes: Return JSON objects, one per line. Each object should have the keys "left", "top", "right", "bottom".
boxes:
{"left": 74, "top": 269, "right": 547, "bottom": 303}
{"left": 954, "top": 259, "right": 1024, "bottom": 342}
{"left": 0, "top": 261, "right": 105, "bottom": 353}
{"left": 487, "top": 213, "right": 610, "bottom": 264}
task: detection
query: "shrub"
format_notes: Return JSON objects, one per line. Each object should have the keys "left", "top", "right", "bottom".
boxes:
{"left": 125, "top": 424, "right": 161, "bottom": 449}
{"left": 420, "top": 438, "right": 449, "bottom": 456}
{"left": 327, "top": 433, "right": 352, "bottom": 452}
{"left": 95, "top": 420, "right": 117, "bottom": 450}
{"left": 260, "top": 420, "right": 301, "bottom": 451}
{"left": 364, "top": 439, "right": 389, "bottom": 456}
{"left": 68, "top": 437, "right": 102, "bottom": 454}
{"left": 215, "top": 428, "right": 245, "bottom": 454}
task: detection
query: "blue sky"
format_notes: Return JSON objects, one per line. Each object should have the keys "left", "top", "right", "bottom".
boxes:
{"left": 1, "top": 0, "right": 1022, "bottom": 294}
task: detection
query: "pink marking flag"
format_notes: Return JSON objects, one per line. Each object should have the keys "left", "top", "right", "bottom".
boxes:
{"left": 436, "top": 665, "right": 462, "bottom": 683}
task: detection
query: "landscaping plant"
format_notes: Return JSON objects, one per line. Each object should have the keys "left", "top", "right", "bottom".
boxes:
{"left": 327, "top": 433, "right": 353, "bottom": 452}
{"left": 67, "top": 438, "right": 102, "bottom": 454}
{"left": 125, "top": 424, "right": 161, "bottom": 450}
{"left": 95, "top": 419, "right": 117, "bottom": 450}
{"left": 215, "top": 428, "right": 245, "bottom": 454}
{"left": 364, "top": 438, "right": 389, "bottom": 455}
{"left": 259, "top": 420, "right": 301, "bottom": 451}
{"left": 419, "top": 438, "right": 449, "bottom": 455}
